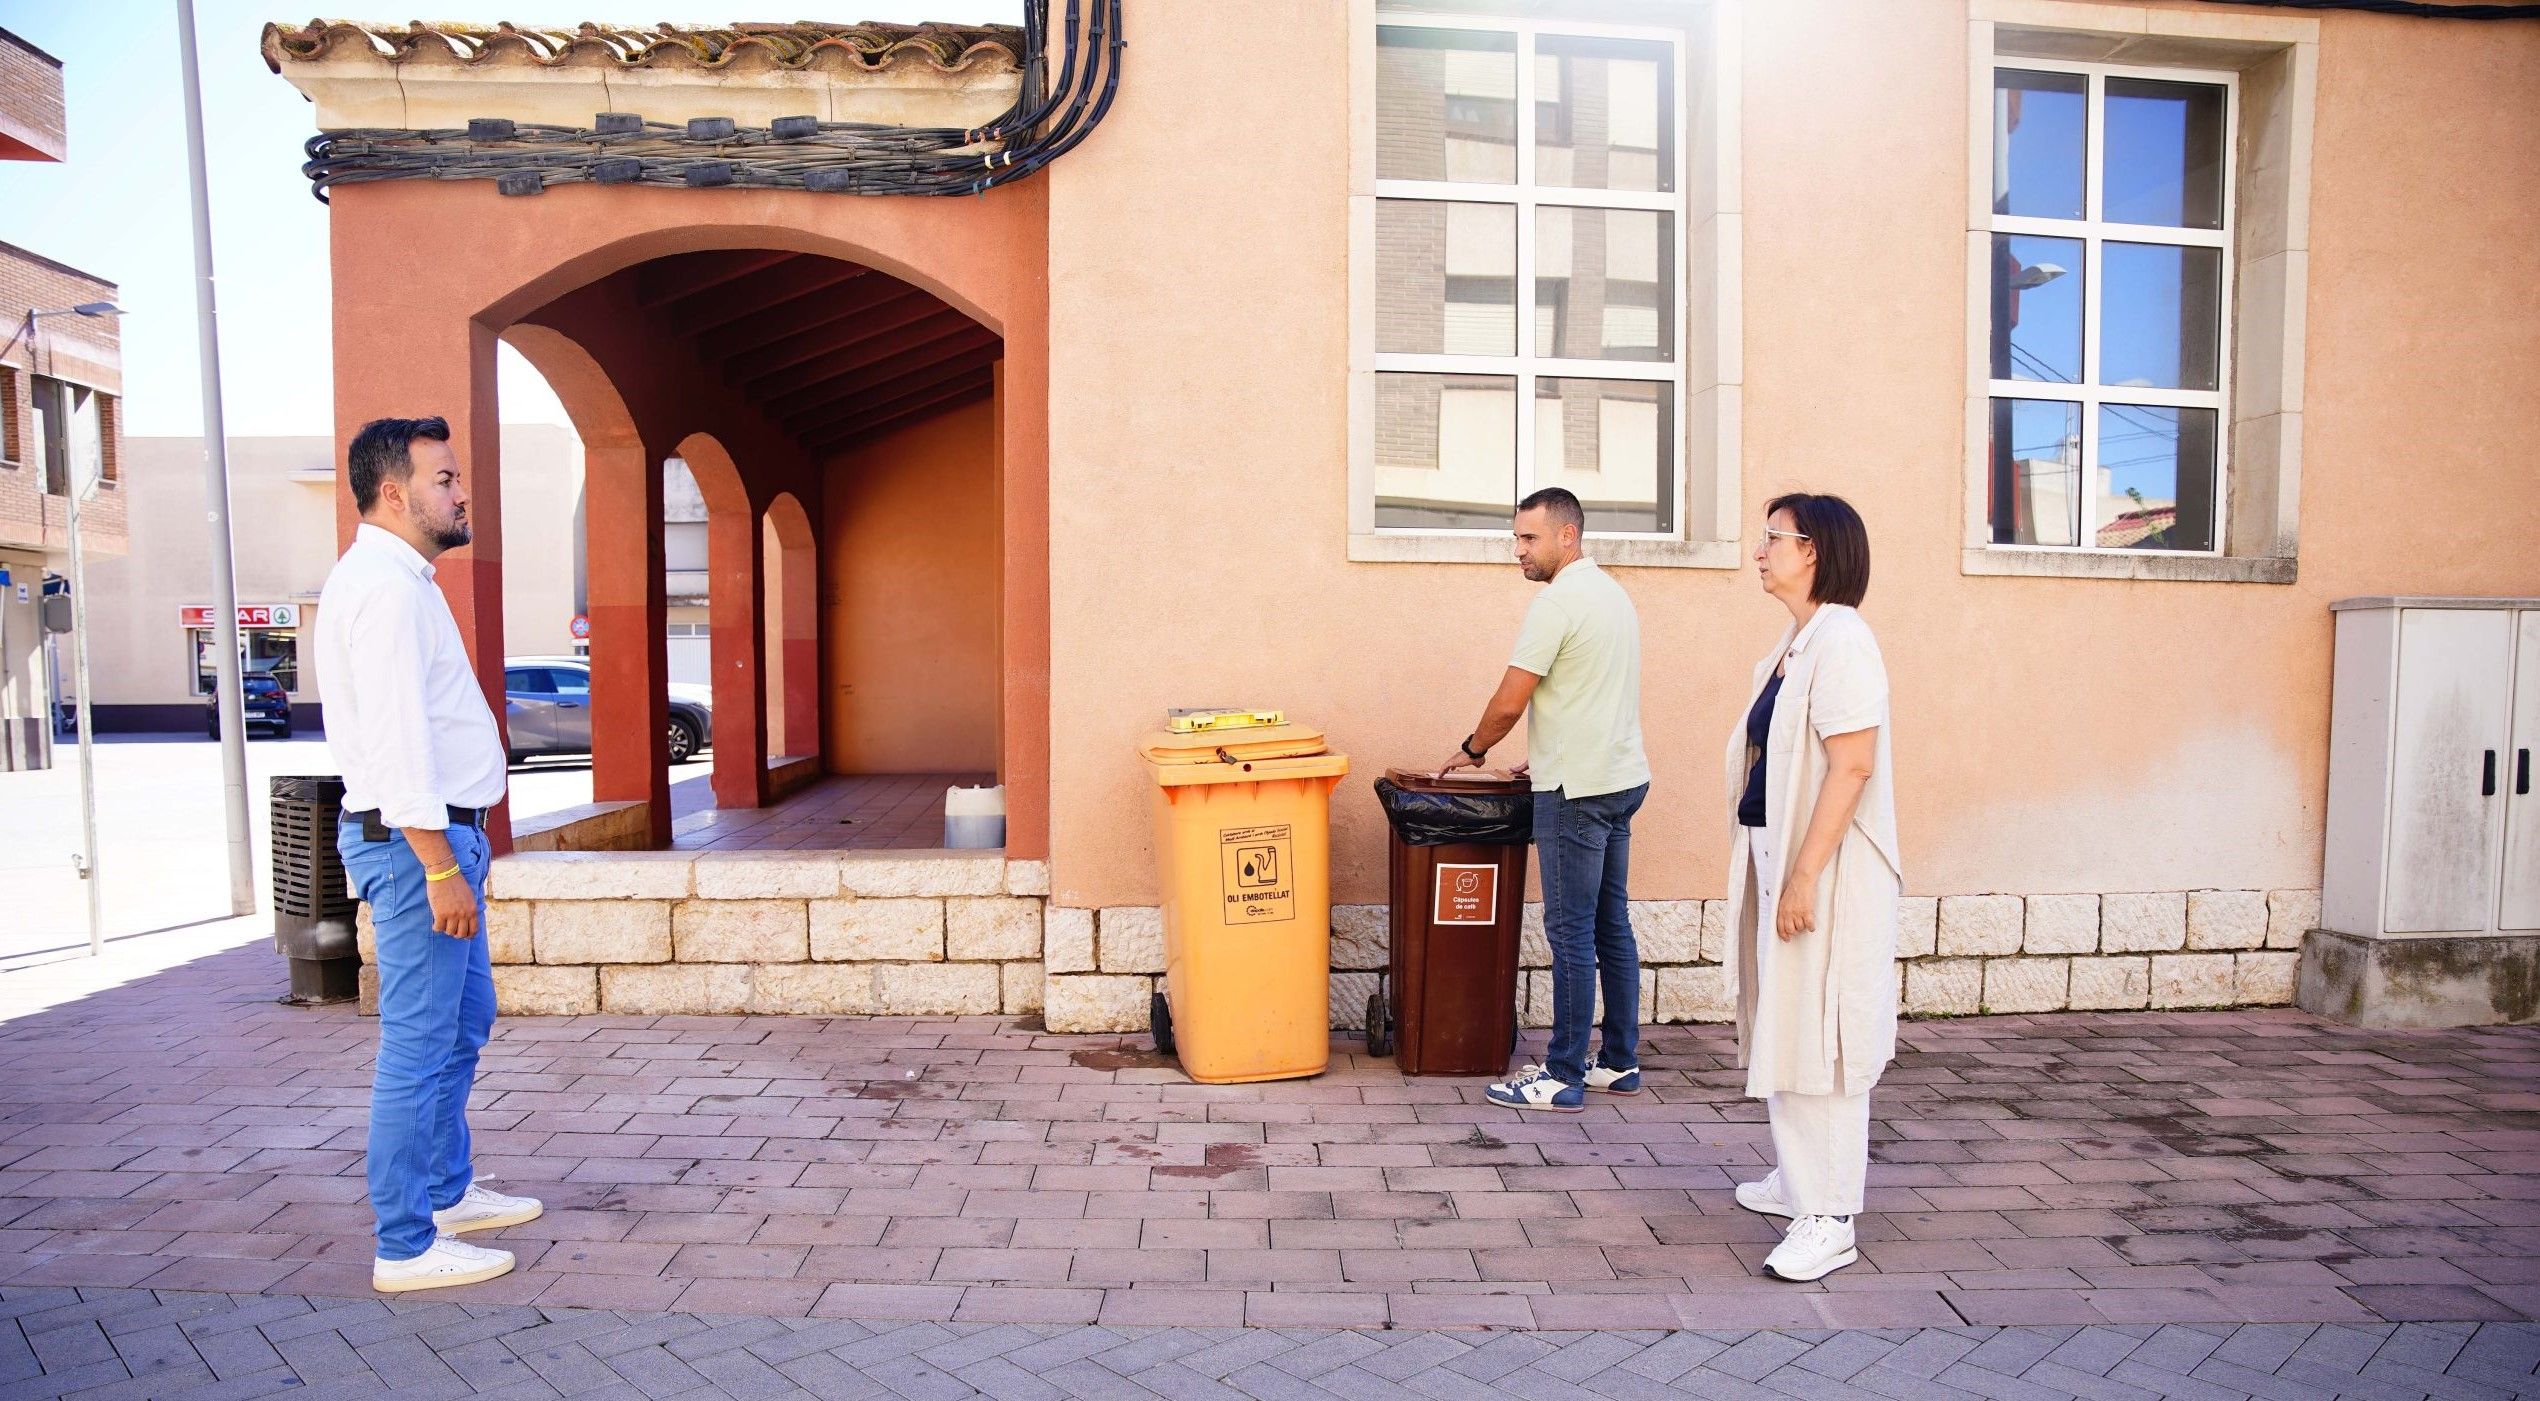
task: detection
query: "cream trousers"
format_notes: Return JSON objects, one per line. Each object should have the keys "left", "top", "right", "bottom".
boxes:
{"left": 1749, "top": 822, "right": 1871, "bottom": 1218}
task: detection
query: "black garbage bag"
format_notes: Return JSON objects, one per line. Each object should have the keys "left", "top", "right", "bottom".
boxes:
{"left": 1373, "top": 777, "right": 1533, "bottom": 847}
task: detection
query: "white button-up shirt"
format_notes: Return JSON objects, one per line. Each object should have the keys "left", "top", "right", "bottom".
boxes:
{"left": 316, "top": 524, "right": 507, "bottom": 830}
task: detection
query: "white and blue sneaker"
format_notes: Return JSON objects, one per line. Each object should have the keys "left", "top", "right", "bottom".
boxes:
{"left": 1485, "top": 1064, "right": 1584, "bottom": 1113}
{"left": 1584, "top": 1065, "right": 1642, "bottom": 1095}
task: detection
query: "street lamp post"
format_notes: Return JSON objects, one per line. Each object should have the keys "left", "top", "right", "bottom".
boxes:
{"left": 26, "top": 301, "right": 121, "bottom": 957}
{"left": 175, "top": 0, "right": 255, "bottom": 919}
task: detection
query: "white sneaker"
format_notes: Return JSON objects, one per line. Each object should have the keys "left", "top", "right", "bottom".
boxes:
{"left": 1735, "top": 1169, "right": 1796, "bottom": 1219}
{"left": 432, "top": 1182, "right": 544, "bottom": 1236}
{"left": 1762, "top": 1214, "right": 1857, "bottom": 1282}
{"left": 1483, "top": 1064, "right": 1585, "bottom": 1113}
{"left": 373, "top": 1236, "right": 515, "bottom": 1293}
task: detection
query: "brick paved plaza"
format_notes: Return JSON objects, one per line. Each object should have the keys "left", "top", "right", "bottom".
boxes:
{"left": 0, "top": 939, "right": 2533, "bottom": 1396}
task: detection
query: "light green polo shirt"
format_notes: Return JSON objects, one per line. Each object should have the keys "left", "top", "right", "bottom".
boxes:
{"left": 1508, "top": 557, "right": 1649, "bottom": 799}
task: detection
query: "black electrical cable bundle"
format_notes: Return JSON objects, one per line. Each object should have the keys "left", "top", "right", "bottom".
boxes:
{"left": 294, "top": 0, "right": 1124, "bottom": 202}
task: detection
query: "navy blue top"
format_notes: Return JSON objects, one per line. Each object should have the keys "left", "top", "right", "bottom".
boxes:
{"left": 1737, "top": 670, "right": 1784, "bottom": 828}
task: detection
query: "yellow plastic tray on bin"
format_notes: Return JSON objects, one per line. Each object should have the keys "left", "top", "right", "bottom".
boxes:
{"left": 1141, "top": 721, "right": 1350, "bottom": 1085}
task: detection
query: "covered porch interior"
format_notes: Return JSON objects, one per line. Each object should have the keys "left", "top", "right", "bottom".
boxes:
{"left": 489, "top": 242, "right": 1021, "bottom": 857}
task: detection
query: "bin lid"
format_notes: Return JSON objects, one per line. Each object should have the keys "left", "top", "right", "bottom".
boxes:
{"left": 1141, "top": 721, "right": 1328, "bottom": 766}
{"left": 1166, "top": 707, "right": 1286, "bottom": 734}
{"left": 1152, "top": 749, "right": 1351, "bottom": 788}
{"left": 1383, "top": 766, "right": 1531, "bottom": 794}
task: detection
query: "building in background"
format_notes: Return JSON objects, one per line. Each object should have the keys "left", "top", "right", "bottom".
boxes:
{"left": 0, "top": 24, "right": 127, "bottom": 772}
{"left": 81, "top": 426, "right": 582, "bottom": 732}
{"left": 663, "top": 457, "right": 709, "bottom": 685}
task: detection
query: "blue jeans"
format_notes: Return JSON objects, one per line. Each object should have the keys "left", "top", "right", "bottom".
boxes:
{"left": 340, "top": 821, "right": 495, "bottom": 1261}
{"left": 1535, "top": 783, "right": 1648, "bottom": 1088}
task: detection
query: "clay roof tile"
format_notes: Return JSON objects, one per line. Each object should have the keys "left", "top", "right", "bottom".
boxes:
{"left": 259, "top": 18, "right": 1024, "bottom": 76}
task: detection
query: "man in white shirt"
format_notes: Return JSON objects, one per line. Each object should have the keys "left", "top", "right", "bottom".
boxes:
{"left": 317, "top": 416, "right": 542, "bottom": 1292}
{"left": 1443, "top": 487, "right": 1652, "bottom": 1113}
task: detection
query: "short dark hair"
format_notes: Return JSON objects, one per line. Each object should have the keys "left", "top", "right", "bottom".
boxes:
{"left": 1515, "top": 486, "right": 1585, "bottom": 536}
{"left": 1766, "top": 492, "right": 1870, "bottom": 608}
{"left": 348, "top": 416, "right": 452, "bottom": 514}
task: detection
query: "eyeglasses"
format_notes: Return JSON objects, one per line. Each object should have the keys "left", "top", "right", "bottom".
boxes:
{"left": 1759, "top": 527, "right": 1810, "bottom": 546}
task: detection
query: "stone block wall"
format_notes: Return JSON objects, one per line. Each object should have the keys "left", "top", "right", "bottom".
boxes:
{"left": 356, "top": 850, "right": 2316, "bottom": 1033}
{"left": 356, "top": 851, "right": 1051, "bottom": 1019}
{"left": 1039, "top": 887, "right": 2319, "bottom": 1033}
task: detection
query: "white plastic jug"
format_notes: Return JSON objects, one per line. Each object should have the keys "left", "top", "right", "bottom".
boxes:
{"left": 943, "top": 783, "right": 1006, "bottom": 850}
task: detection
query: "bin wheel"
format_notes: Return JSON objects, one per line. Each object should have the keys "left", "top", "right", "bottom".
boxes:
{"left": 1365, "top": 993, "right": 1393, "bottom": 1058}
{"left": 1150, "top": 991, "right": 1175, "bottom": 1056}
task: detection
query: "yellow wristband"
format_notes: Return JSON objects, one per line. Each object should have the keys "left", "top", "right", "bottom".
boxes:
{"left": 424, "top": 864, "right": 462, "bottom": 883}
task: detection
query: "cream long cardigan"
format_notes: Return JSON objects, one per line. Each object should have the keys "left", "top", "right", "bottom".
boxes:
{"left": 1720, "top": 603, "right": 1902, "bottom": 1099}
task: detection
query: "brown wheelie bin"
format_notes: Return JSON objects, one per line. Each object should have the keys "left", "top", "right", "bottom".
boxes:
{"left": 1370, "top": 767, "right": 1531, "bottom": 1076}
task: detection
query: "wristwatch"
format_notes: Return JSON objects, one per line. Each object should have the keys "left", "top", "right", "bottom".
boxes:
{"left": 1461, "top": 734, "right": 1487, "bottom": 763}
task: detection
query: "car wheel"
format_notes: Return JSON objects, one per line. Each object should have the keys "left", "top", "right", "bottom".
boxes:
{"left": 207, "top": 720, "right": 219, "bottom": 740}
{"left": 277, "top": 722, "right": 294, "bottom": 740}
{"left": 667, "top": 715, "right": 700, "bottom": 765}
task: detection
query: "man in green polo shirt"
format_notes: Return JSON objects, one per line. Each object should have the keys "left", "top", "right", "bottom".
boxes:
{"left": 1443, "top": 487, "right": 1651, "bottom": 1112}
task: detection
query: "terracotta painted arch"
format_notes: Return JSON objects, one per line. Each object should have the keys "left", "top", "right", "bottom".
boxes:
{"left": 762, "top": 492, "right": 819, "bottom": 763}
{"left": 327, "top": 180, "right": 1050, "bottom": 859}
{"left": 673, "top": 432, "right": 772, "bottom": 812}
{"left": 468, "top": 206, "right": 1024, "bottom": 341}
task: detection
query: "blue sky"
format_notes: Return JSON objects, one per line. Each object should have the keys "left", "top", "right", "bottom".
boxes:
{"left": 0, "top": 1, "right": 1019, "bottom": 437}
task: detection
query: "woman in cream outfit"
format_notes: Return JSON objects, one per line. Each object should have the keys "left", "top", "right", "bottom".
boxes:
{"left": 1721, "top": 493, "right": 1899, "bottom": 1282}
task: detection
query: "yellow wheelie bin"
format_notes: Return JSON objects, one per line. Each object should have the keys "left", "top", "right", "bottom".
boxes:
{"left": 1140, "top": 714, "right": 1350, "bottom": 1084}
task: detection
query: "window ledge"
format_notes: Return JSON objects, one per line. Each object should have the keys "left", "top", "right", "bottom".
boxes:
{"left": 1351, "top": 533, "right": 1743, "bottom": 570}
{"left": 1963, "top": 547, "right": 2296, "bottom": 585}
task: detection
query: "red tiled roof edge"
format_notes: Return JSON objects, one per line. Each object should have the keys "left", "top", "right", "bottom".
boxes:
{"left": 259, "top": 19, "right": 1025, "bottom": 76}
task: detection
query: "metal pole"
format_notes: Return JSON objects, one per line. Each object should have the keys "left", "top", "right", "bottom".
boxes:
{"left": 60, "top": 365, "right": 101, "bottom": 957}
{"left": 176, "top": 0, "right": 255, "bottom": 916}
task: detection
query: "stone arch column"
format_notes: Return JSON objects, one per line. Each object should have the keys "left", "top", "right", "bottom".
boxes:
{"left": 762, "top": 492, "right": 819, "bottom": 764}
{"left": 502, "top": 324, "right": 671, "bottom": 845}
{"left": 674, "top": 432, "right": 769, "bottom": 811}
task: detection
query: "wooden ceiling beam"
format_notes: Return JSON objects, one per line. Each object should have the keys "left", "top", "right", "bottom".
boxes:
{"left": 761, "top": 319, "right": 994, "bottom": 421}
{"left": 787, "top": 347, "right": 1003, "bottom": 440}
{"left": 801, "top": 378, "right": 995, "bottom": 455}
{"left": 724, "top": 289, "right": 948, "bottom": 387}
{"left": 691, "top": 275, "right": 908, "bottom": 361}
{"left": 670, "top": 261, "right": 870, "bottom": 339}
{"left": 634, "top": 250, "right": 796, "bottom": 309}
{"left": 733, "top": 296, "right": 970, "bottom": 400}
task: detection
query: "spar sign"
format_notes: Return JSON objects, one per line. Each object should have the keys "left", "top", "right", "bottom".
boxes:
{"left": 180, "top": 604, "right": 301, "bottom": 629}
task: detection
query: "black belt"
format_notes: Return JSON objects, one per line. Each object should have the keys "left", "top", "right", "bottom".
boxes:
{"left": 349, "top": 806, "right": 488, "bottom": 841}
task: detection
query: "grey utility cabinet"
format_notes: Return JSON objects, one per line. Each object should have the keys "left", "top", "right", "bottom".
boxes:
{"left": 2302, "top": 597, "right": 2540, "bottom": 1026}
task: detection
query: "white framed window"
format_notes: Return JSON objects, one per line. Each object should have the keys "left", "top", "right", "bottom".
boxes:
{"left": 1962, "top": 0, "right": 2315, "bottom": 586}
{"left": 1353, "top": 3, "right": 1741, "bottom": 567}
{"left": 1984, "top": 59, "right": 2234, "bottom": 556}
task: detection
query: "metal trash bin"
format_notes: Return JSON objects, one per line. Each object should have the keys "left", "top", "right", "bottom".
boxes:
{"left": 1370, "top": 768, "right": 1532, "bottom": 1075}
{"left": 271, "top": 774, "right": 359, "bottom": 1005}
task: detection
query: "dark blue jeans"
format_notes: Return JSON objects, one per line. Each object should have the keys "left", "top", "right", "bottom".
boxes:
{"left": 341, "top": 822, "right": 495, "bottom": 1261}
{"left": 1535, "top": 783, "right": 1648, "bottom": 1087}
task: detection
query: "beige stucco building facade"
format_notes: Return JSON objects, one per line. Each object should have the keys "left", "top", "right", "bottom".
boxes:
{"left": 267, "top": 1, "right": 2540, "bottom": 1030}
{"left": 82, "top": 427, "right": 583, "bottom": 729}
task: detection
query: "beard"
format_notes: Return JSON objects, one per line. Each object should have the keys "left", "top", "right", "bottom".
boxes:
{"left": 424, "top": 508, "right": 471, "bottom": 551}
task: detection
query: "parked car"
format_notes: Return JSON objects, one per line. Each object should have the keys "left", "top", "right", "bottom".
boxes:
{"left": 503, "top": 656, "right": 714, "bottom": 764}
{"left": 207, "top": 674, "right": 295, "bottom": 739}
